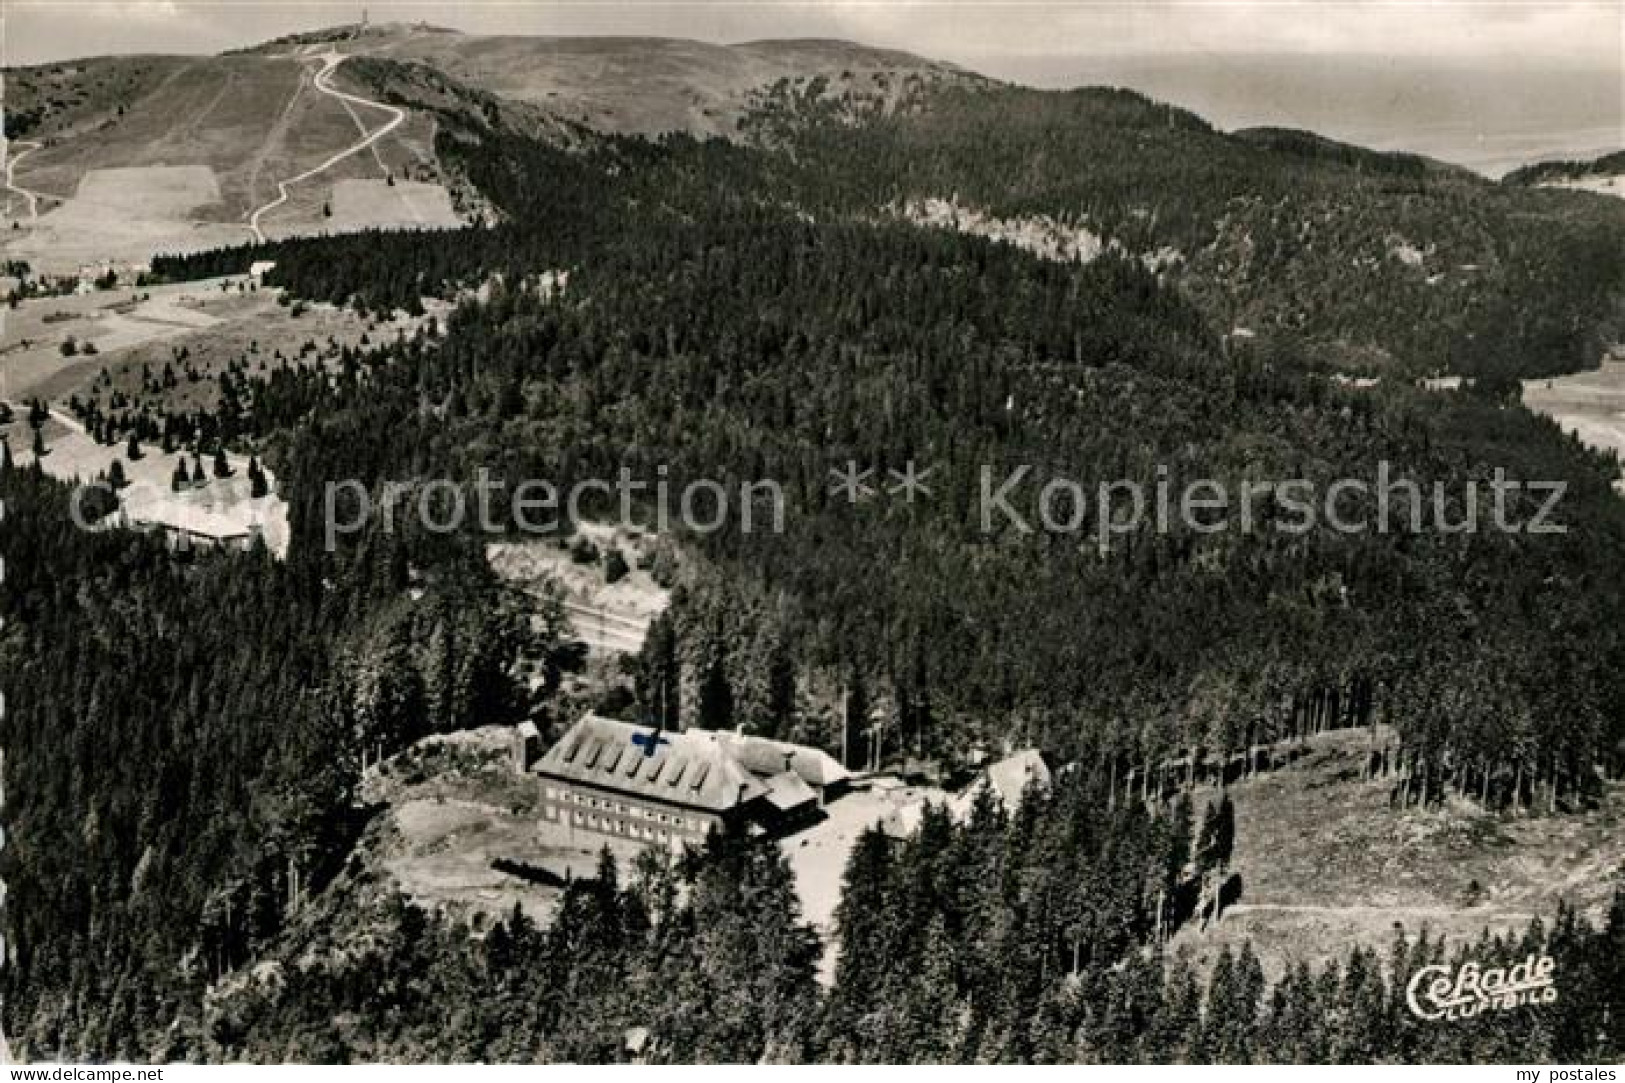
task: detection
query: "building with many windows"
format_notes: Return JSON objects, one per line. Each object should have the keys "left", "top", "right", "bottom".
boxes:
{"left": 530, "top": 713, "right": 851, "bottom": 849}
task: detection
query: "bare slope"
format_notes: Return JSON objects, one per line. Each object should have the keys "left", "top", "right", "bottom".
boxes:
{"left": 5, "top": 54, "right": 368, "bottom": 221}
{"left": 372, "top": 31, "right": 975, "bottom": 137}
{"left": 2, "top": 28, "right": 969, "bottom": 271}
{"left": 1173, "top": 727, "right": 1625, "bottom": 981}
{"left": 2, "top": 44, "right": 455, "bottom": 270}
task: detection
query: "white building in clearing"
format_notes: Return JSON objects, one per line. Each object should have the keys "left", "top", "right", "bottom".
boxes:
{"left": 527, "top": 714, "right": 852, "bottom": 850}
{"left": 115, "top": 479, "right": 282, "bottom": 554}
{"left": 880, "top": 749, "right": 1051, "bottom": 838}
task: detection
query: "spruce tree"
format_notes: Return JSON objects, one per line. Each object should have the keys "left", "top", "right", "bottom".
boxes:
{"left": 824, "top": 826, "right": 896, "bottom": 1055}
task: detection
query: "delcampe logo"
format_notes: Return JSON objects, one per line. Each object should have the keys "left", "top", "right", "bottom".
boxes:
{"left": 1405, "top": 954, "right": 1559, "bottom": 1021}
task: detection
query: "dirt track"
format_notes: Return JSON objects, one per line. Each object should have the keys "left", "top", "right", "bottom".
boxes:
{"left": 2, "top": 139, "right": 44, "bottom": 221}
{"left": 247, "top": 51, "right": 407, "bottom": 242}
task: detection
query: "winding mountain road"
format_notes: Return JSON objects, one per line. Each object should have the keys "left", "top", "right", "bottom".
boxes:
{"left": 3, "top": 139, "right": 44, "bottom": 221}
{"left": 246, "top": 51, "right": 405, "bottom": 242}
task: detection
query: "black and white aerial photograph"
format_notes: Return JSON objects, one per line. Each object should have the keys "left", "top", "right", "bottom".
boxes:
{"left": 0, "top": 0, "right": 1622, "bottom": 1069}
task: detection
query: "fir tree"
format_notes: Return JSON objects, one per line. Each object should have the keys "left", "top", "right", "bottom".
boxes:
{"left": 248, "top": 455, "right": 268, "bottom": 498}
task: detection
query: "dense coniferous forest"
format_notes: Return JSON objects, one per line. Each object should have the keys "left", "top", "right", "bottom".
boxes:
{"left": 100, "top": 781, "right": 1625, "bottom": 1062}
{"left": 0, "top": 464, "right": 535, "bottom": 1056}
{"left": 7, "top": 66, "right": 1625, "bottom": 1062}
{"left": 154, "top": 126, "right": 1625, "bottom": 803}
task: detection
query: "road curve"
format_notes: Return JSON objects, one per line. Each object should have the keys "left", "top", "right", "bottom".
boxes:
{"left": 246, "top": 52, "right": 406, "bottom": 243}
{"left": 3, "top": 139, "right": 44, "bottom": 221}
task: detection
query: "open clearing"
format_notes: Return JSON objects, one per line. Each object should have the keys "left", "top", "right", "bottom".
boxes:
{"left": 1, "top": 277, "right": 249, "bottom": 403}
{"left": 246, "top": 52, "right": 418, "bottom": 242}
{"left": 1541, "top": 174, "right": 1625, "bottom": 200}
{"left": 489, "top": 530, "right": 672, "bottom": 655}
{"left": 381, "top": 32, "right": 964, "bottom": 138}
{"left": 1523, "top": 356, "right": 1625, "bottom": 492}
{"left": 1172, "top": 727, "right": 1625, "bottom": 980}
{"left": 74, "top": 165, "right": 221, "bottom": 218}
{"left": 329, "top": 178, "right": 461, "bottom": 231}
{"left": 2, "top": 275, "right": 441, "bottom": 560}
{"left": 1, "top": 50, "right": 450, "bottom": 270}
{"left": 1, "top": 278, "right": 440, "bottom": 410}
{"left": 364, "top": 722, "right": 953, "bottom": 976}
{"left": 361, "top": 727, "right": 648, "bottom": 924}
{"left": 4, "top": 165, "right": 247, "bottom": 274}
{"left": 4, "top": 410, "right": 290, "bottom": 556}
{"left": 351, "top": 721, "right": 1623, "bottom": 988}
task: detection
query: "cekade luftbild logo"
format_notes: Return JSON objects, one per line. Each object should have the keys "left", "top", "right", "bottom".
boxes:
{"left": 1406, "top": 954, "right": 1559, "bottom": 1021}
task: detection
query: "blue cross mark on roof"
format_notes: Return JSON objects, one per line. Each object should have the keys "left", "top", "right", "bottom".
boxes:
{"left": 631, "top": 727, "right": 669, "bottom": 758}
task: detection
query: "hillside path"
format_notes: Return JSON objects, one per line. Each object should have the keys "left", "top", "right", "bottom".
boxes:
{"left": 3, "top": 139, "right": 44, "bottom": 221}
{"left": 1226, "top": 902, "right": 1535, "bottom": 921}
{"left": 246, "top": 51, "right": 406, "bottom": 242}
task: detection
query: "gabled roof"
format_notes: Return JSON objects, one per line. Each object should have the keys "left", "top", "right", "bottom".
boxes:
{"left": 709, "top": 731, "right": 852, "bottom": 788}
{"left": 984, "top": 750, "right": 1050, "bottom": 809}
{"left": 534, "top": 713, "right": 768, "bottom": 813}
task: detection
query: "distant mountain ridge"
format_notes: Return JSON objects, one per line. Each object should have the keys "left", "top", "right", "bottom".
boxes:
{"left": 353, "top": 28, "right": 978, "bottom": 137}
{"left": 1232, "top": 127, "right": 1472, "bottom": 180}
{"left": 1503, "top": 149, "right": 1625, "bottom": 187}
{"left": 7, "top": 23, "right": 1624, "bottom": 380}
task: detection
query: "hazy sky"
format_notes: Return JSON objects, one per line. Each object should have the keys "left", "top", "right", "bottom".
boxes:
{"left": 2, "top": 1, "right": 1618, "bottom": 70}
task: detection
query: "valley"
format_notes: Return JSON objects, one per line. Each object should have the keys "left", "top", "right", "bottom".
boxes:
{"left": 1, "top": 14, "right": 1623, "bottom": 1066}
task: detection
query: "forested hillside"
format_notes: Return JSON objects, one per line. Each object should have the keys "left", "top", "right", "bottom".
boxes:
{"left": 163, "top": 77, "right": 1625, "bottom": 381}
{"left": 0, "top": 461, "right": 537, "bottom": 1055}
{"left": 134, "top": 783, "right": 1625, "bottom": 1062}
{"left": 7, "top": 45, "right": 1625, "bottom": 1062}
{"left": 153, "top": 130, "right": 1625, "bottom": 805}
{"left": 748, "top": 83, "right": 1625, "bottom": 379}
{"left": 1503, "top": 150, "right": 1625, "bottom": 187}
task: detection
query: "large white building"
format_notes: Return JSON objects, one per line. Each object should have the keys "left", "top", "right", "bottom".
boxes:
{"left": 525, "top": 713, "right": 851, "bottom": 850}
